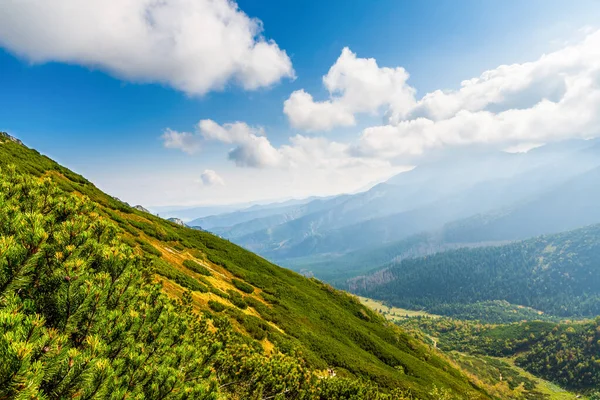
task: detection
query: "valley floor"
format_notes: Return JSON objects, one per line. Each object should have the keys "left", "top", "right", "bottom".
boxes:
{"left": 360, "top": 296, "right": 596, "bottom": 400}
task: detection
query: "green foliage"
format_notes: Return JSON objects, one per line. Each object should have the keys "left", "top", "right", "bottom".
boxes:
{"left": 234, "top": 313, "right": 270, "bottom": 341}
{"left": 183, "top": 259, "right": 212, "bottom": 276}
{"left": 209, "top": 286, "right": 229, "bottom": 299}
{"left": 400, "top": 316, "right": 600, "bottom": 392}
{"left": 0, "top": 138, "right": 492, "bottom": 399}
{"left": 152, "top": 258, "right": 209, "bottom": 293}
{"left": 0, "top": 167, "right": 218, "bottom": 399}
{"left": 208, "top": 300, "right": 226, "bottom": 312}
{"left": 135, "top": 238, "right": 162, "bottom": 257}
{"left": 399, "top": 318, "right": 556, "bottom": 357}
{"left": 245, "top": 296, "right": 279, "bottom": 323}
{"left": 129, "top": 219, "right": 178, "bottom": 242}
{"left": 425, "top": 300, "right": 557, "bottom": 324}
{"left": 515, "top": 318, "right": 600, "bottom": 390}
{"left": 231, "top": 278, "right": 254, "bottom": 293}
{"left": 0, "top": 165, "right": 423, "bottom": 400}
{"left": 226, "top": 289, "right": 248, "bottom": 309}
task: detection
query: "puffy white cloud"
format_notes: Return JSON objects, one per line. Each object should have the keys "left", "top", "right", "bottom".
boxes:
{"left": 279, "top": 135, "right": 390, "bottom": 169}
{"left": 161, "top": 128, "right": 201, "bottom": 154}
{"left": 283, "top": 30, "right": 600, "bottom": 161}
{"left": 354, "top": 29, "right": 600, "bottom": 160}
{"left": 200, "top": 169, "right": 225, "bottom": 186}
{"left": 0, "top": 0, "right": 293, "bottom": 95}
{"left": 162, "top": 119, "right": 386, "bottom": 170}
{"left": 283, "top": 90, "right": 356, "bottom": 131}
{"left": 165, "top": 30, "right": 600, "bottom": 181}
{"left": 283, "top": 47, "right": 416, "bottom": 131}
{"left": 395, "top": 34, "right": 599, "bottom": 123}
{"left": 198, "top": 120, "right": 282, "bottom": 168}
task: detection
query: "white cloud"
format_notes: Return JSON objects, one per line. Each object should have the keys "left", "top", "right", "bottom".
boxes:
{"left": 200, "top": 169, "right": 225, "bottom": 186}
{"left": 198, "top": 120, "right": 282, "bottom": 168}
{"left": 283, "top": 30, "right": 600, "bottom": 160}
{"left": 353, "top": 29, "right": 600, "bottom": 160}
{"left": 283, "top": 90, "right": 356, "bottom": 131}
{"left": 279, "top": 135, "right": 390, "bottom": 169}
{"left": 161, "top": 128, "right": 201, "bottom": 154}
{"left": 162, "top": 29, "right": 600, "bottom": 197}
{"left": 0, "top": 0, "right": 294, "bottom": 95}
{"left": 162, "top": 119, "right": 387, "bottom": 170}
{"left": 504, "top": 143, "right": 544, "bottom": 153}
{"left": 283, "top": 47, "right": 416, "bottom": 131}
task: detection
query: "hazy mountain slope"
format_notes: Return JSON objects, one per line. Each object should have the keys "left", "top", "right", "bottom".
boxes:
{"left": 257, "top": 163, "right": 599, "bottom": 260}
{"left": 188, "top": 202, "right": 304, "bottom": 230}
{"left": 206, "top": 151, "right": 528, "bottom": 247}
{"left": 230, "top": 141, "right": 600, "bottom": 263}
{"left": 290, "top": 161, "right": 600, "bottom": 283}
{"left": 0, "top": 132, "right": 490, "bottom": 399}
{"left": 443, "top": 164, "right": 600, "bottom": 243}
{"left": 262, "top": 141, "right": 600, "bottom": 279}
{"left": 353, "top": 223, "right": 600, "bottom": 318}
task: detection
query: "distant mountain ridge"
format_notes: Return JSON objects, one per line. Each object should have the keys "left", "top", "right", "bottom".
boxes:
{"left": 191, "top": 139, "right": 600, "bottom": 280}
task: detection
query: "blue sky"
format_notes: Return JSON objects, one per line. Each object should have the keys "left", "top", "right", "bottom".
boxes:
{"left": 1, "top": 0, "right": 600, "bottom": 206}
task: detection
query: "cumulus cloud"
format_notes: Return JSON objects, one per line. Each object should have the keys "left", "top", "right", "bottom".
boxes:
{"left": 162, "top": 119, "right": 385, "bottom": 170}
{"left": 198, "top": 120, "right": 282, "bottom": 167}
{"left": 354, "top": 30, "right": 600, "bottom": 159}
{"left": 162, "top": 120, "right": 282, "bottom": 168}
{"left": 161, "top": 128, "right": 201, "bottom": 154}
{"left": 279, "top": 135, "right": 390, "bottom": 169}
{"left": 164, "top": 30, "right": 600, "bottom": 175}
{"left": 282, "top": 30, "right": 600, "bottom": 162}
{"left": 283, "top": 47, "right": 416, "bottom": 131}
{"left": 0, "top": 0, "right": 294, "bottom": 95}
{"left": 283, "top": 90, "right": 356, "bottom": 131}
{"left": 200, "top": 169, "right": 225, "bottom": 186}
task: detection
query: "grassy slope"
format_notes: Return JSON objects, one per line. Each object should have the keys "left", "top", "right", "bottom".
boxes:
{"left": 358, "top": 297, "right": 441, "bottom": 322}
{"left": 0, "top": 133, "right": 488, "bottom": 399}
{"left": 393, "top": 314, "right": 600, "bottom": 396}
{"left": 360, "top": 297, "right": 587, "bottom": 399}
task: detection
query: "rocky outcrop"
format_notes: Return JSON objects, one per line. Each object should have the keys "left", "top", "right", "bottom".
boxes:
{"left": 134, "top": 205, "right": 150, "bottom": 213}
{"left": 168, "top": 217, "right": 186, "bottom": 226}
{"left": 113, "top": 197, "right": 130, "bottom": 207}
{"left": 0, "top": 132, "right": 23, "bottom": 145}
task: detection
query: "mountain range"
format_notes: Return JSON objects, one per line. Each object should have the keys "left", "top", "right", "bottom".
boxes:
{"left": 187, "top": 139, "right": 600, "bottom": 283}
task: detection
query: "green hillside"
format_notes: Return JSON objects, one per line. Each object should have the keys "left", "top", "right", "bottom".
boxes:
{"left": 0, "top": 132, "right": 494, "bottom": 398}
{"left": 397, "top": 317, "right": 600, "bottom": 394}
{"left": 354, "top": 224, "right": 600, "bottom": 319}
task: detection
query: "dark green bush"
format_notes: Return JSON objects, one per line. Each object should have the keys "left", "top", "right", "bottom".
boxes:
{"left": 208, "top": 300, "right": 226, "bottom": 312}
{"left": 183, "top": 259, "right": 212, "bottom": 276}
{"left": 232, "top": 278, "right": 254, "bottom": 294}
{"left": 138, "top": 240, "right": 162, "bottom": 257}
{"left": 210, "top": 287, "right": 229, "bottom": 299}
{"left": 227, "top": 289, "right": 247, "bottom": 309}
{"left": 153, "top": 259, "right": 209, "bottom": 293}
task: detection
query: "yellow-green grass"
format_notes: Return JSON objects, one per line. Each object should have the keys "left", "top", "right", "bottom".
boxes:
{"left": 358, "top": 296, "right": 441, "bottom": 321}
